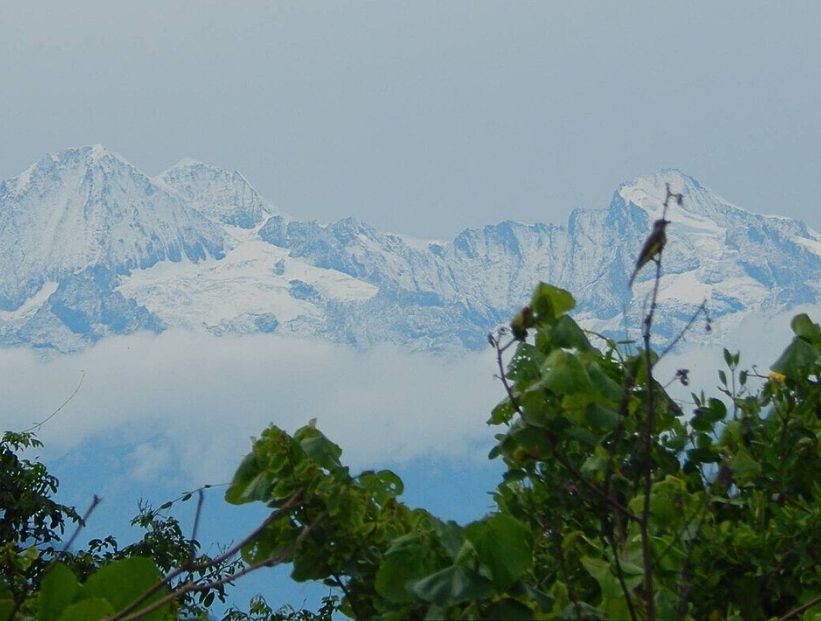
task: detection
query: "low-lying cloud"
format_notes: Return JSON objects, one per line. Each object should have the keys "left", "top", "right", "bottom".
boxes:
{"left": 1, "top": 331, "right": 501, "bottom": 486}
{"left": 3, "top": 303, "right": 818, "bottom": 489}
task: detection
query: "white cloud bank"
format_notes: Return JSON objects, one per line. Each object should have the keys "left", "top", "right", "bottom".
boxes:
{"left": 2, "top": 302, "right": 818, "bottom": 489}
{"left": 0, "top": 332, "right": 502, "bottom": 486}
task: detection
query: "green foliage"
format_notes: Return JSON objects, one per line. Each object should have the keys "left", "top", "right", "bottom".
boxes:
{"left": 217, "top": 284, "right": 821, "bottom": 620}
{"left": 2, "top": 284, "right": 820, "bottom": 620}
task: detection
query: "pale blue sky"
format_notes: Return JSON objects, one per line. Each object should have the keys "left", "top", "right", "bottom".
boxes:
{"left": 1, "top": 1, "right": 820, "bottom": 237}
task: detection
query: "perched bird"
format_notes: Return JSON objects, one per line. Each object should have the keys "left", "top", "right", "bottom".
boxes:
{"left": 628, "top": 219, "right": 669, "bottom": 287}
{"left": 510, "top": 305, "right": 533, "bottom": 341}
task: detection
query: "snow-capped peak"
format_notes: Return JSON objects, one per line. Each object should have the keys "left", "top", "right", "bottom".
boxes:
{"left": 0, "top": 145, "right": 226, "bottom": 311}
{"left": 155, "top": 157, "right": 271, "bottom": 229}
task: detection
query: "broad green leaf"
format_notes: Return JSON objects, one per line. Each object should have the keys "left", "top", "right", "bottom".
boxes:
{"left": 357, "top": 470, "right": 404, "bottom": 505}
{"left": 519, "top": 390, "right": 551, "bottom": 428}
{"left": 241, "top": 517, "right": 297, "bottom": 565}
{"left": 581, "top": 454, "right": 608, "bottom": 478}
{"left": 296, "top": 428, "right": 342, "bottom": 470}
{"left": 375, "top": 535, "right": 432, "bottom": 603}
{"left": 81, "top": 557, "right": 169, "bottom": 621}
{"left": 510, "top": 426, "right": 553, "bottom": 461}
{"left": 39, "top": 563, "right": 80, "bottom": 621}
{"left": 707, "top": 398, "right": 727, "bottom": 422}
{"left": 291, "top": 542, "right": 329, "bottom": 582}
{"left": 410, "top": 565, "right": 493, "bottom": 605}
{"left": 791, "top": 313, "right": 821, "bottom": 343}
{"left": 531, "top": 283, "right": 575, "bottom": 325}
{"left": 56, "top": 598, "right": 114, "bottom": 621}
{"left": 488, "top": 399, "right": 515, "bottom": 425}
{"left": 771, "top": 337, "right": 819, "bottom": 380}
{"left": 729, "top": 449, "right": 761, "bottom": 483}
{"left": 507, "top": 343, "right": 545, "bottom": 383}
{"left": 435, "top": 521, "right": 466, "bottom": 561}
{"left": 567, "top": 425, "right": 599, "bottom": 447}
{"left": 581, "top": 556, "right": 621, "bottom": 600}
{"left": 225, "top": 453, "right": 265, "bottom": 505}
{"left": 540, "top": 350, "right": 592, "bottom": 395}
{"left": 584, "top": 403, "right": 618, "bottom": 430}
{"left": 586, "top": 362, "right": 623, "bottom": 402}
{"left": 465, "top": 514, "right": 532, "bottom": 589}
{"left": 551, "top": 315, "right": 591, "bottom": 351}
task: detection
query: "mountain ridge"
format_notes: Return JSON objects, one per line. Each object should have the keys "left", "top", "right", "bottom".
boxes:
{"left": 1, "top": 146, "right": 819, "bottom": 353}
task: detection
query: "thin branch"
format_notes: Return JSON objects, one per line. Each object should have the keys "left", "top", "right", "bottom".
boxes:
{"left": 657, "top": 300, "right": 708, "bottom": 361}
{"left": 109, "top": 517, "right": 319, "bottom": 621}
{"left": 776, "top": 593, "right": 821, "bottom": 621}
{"left": 109, "top": 491, "right": 304, "bottom": 621}
{"left": 186, "top": 489, "right": 205, "bottom": 566}
{"left": 637, "top": 183, "right": 678, "bottom": 621}
{"left": 492, "top": 335, "right": 522, "bottom": 414}
{"left": 606, "top": 528, "right": 638, "bottom": 621}
{"left": 24, "top": 370, "right": 86, "bottom": 433}
{"left": 638, "top": 256, "right": 661, "bottom": 621}
{"left": 61, "top": 494, "right": 101, "bottom": 553}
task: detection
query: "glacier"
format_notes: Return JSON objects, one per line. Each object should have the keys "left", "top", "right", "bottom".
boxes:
{"left": 1, "top": 146, "right": 819, "bottom": 353}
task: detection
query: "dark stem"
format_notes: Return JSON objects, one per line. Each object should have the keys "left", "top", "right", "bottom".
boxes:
{"left": 776, "top": 593, "right": 821, "bottom": 621}
{"left": 110, "top": 518, "right": 319, "bottom": 621}
{"left": 638, "top": 255, "right": 662, "bottom": 621}
{"left": 25, "top": 370, "right": 86, "bottom": 432}
{"left": 109, "top": 491, "right": 304, "bottom": 621}
{"left": 186, "top": 489, "right": 205, "bottom": 566}
{"left": 657, "top": 300, "right": 708, "bottom": 361}
{"left": 606, "top": 526, "right": 638, "bottom": 621}
{"left": 61, "top": 494, "right": 101, "bottom": 553}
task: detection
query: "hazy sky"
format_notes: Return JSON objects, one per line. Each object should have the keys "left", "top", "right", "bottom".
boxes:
{"left": 2, "top": 1, "right": 820, "bottom": 237}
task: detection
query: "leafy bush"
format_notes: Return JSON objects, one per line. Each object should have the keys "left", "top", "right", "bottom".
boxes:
{"left": 1, "top": 284, "right": 819, "bottom": 620}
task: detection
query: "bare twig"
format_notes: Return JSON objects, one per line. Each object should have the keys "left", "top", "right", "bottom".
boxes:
{"left": 61, "top": 494, "right": 101, "bottom": 553}
{"left": 657, "top": 300, "right": 708, "bottom": 361}
{"left": 491, "top": 333, "right": 522, "bottom": 415}
{"left": 186, "top": 489, "right": 205, "bottom": 566}
{"left": 606, "top": 527, "right": 638, "bottom": 621}
{"left": 109, "top": 516, "right": 320, "bottom": 621}
{"left": 108, "top": 491, "right": 304, "bottom": 621}
{"left": 776, "top": 593, "right": 821, "bottom": 621}
{"left": 636, "top": 183, "right": 679, "bottom": 621}
{"left": 24, "top": 370, "right": 86, "bottom": 433}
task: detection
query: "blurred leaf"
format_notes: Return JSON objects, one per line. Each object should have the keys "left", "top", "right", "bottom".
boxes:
{"left": 39, "top": 563, "right": 79, "bottom": 621}
{"left": 771, "top": 337, "right": 819, "bottom": 380}
{"left": 584, "top": 403, "right": 618, "bottom": 430}
{"left": 465, "top": 514, "right": 532, "bottom": 589}
{"left": 540, "top": 350, "right": 592, "bottom": 395}
{"left": 410, "top": 565, "right": 493, "bottom": 605}
{"left": 531, "top": 283, "right": 576, "bottom": 325}
{"left": 81, "top": 557, "right": 169, "bottom": 621}
{"left": 357, "top": 470, "right": 404, "bottom": 505}
{"left": 551, "top": 315, "right": 591, "bottom": 351}
{"left": 56, "top": 598, "right": 114, "bottom": 621}
{"left": 376, "top": 535, "right": 432, "bottom": 603}
{"left": 791, "top": 313, "right": 821, "bottom": 343}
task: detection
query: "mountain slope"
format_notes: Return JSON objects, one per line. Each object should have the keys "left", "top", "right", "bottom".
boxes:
{"left": 1, "top": 148, "right": 819, "bottom": 353}
{"left": 0, "top": 146, "right": 226, "bottom": 312}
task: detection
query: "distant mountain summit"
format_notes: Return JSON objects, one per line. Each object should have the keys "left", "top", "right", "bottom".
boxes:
{"left": 0, "top": 146, "right": 226, "bottom": 310}
{"left": 1, "top": 147, "right": 819, "bottom": 352}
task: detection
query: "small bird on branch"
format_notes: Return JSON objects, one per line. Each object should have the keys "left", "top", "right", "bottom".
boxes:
{"left": 628, "top": 218, "right": 669, "bottom": 288}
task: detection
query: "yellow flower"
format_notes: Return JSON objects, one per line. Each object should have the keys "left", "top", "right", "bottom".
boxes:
{"left": 768, "top": 370, "right": 786, "bottom": 384}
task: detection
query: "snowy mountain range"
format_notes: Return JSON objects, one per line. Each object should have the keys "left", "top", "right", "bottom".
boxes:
{"left": 1, "top": 145, "right": 820, "bottom": 353}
